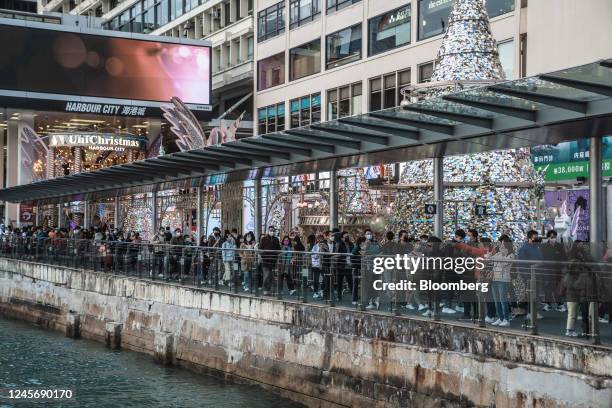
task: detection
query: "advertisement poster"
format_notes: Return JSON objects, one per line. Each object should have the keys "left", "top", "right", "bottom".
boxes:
{"left": 543, "top": 189, "right": 589, "bottom": 242}
{"left": 531, "top": 136, "right": 612, "bottom": 181}
{"left": 19, "top": 204, "right": 34, "bottom": 224}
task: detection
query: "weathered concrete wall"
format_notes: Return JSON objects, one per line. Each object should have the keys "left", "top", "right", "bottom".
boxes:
{"left": 0, "top": 258, "right": 611, "bottom": 408}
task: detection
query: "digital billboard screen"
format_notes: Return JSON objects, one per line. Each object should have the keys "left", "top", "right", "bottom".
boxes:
{"left": 0, "top": 20, "right": 211, "bottom": 117}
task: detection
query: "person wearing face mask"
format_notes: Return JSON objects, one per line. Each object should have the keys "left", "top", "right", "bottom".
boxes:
{"left": 260, "top": 226, "right": 281, "bottom": 295}
{"left": 517, "top": 230, "right": 543, "bottom": 320}
{"left": 221, "top": 234, "right": 237, "bottom": 286}
{"left": 278, "top": 235, "right": 296, "bottom": 295}
{"left": 351, "top": 236, "right": 366, "bottom": 305}
{"left": 240, "top": 231, "right": 257, "bottom": 292}
{"left": 541, "top": 230, "right": 567, "bottom": 312}
{"left": 361, "top": 229, "right": 380, "bottom": 310}
{"left": 488, "top": 238, "right": 515, "bottom": 327}
{"left": 336, "top": 232, "right": 353, "bottom": 302}
{"left": 168, "top": 229, "right": 184, "bottom": 280}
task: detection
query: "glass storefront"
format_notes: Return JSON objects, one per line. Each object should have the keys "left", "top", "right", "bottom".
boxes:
{"left": 326, "top": 24, "right": 362, "bottom": 70}
{"left": 368, "top": 4, "right": 411, "bottom": 56}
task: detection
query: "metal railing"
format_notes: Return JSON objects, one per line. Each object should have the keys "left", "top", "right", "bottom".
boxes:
{"left": 1, "top": 236, "right": 610, "bottom": 345}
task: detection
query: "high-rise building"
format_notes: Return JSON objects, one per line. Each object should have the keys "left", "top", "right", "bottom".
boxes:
{"left": 253, "top": 0, "right": 612, "bottom": 136}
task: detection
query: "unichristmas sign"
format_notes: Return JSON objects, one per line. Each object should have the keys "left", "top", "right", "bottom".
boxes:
{"left": 49, "top": 133, "right": 142, "bottom": 151}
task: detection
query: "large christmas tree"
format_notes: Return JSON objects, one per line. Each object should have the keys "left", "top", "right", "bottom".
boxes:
{"left": 390, "top": 0, "right": 542, "bottom": 241}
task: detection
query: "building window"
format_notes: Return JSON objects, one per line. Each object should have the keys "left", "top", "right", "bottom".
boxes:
{"left": 289, "top": 0, "right": 320, "bottom": 29}
{"left": 247, "top": 36, "right": 254, "bottom": 59}
{"left": 258, "top": 103, "right": 286, "bottom": 135}
{"left": 418, "top": 0, "right": 514, "bottom": 41}
{"left": 368, "top": 4, "right": 411, "bottom": 56}
{"left": 258, "top": 53, "right": 286, "bottom": 91}
{"left": 327, "top": 82, "right": 362, "bottom": 120}
{"left": 497, "top": 39, "right": 514, "bottom": 79}
{"left": 326, "top": 24, "right": 361, "bottom": 70}
{"left": 258, "top": 1, "right": 285, "bottom": 42}
{"left": 368, "top": 69, "right": 410, "bottom": 112}
{"left": 418, "top": 62, "right": 434, "bottom": 83}
{"left": 326, "top": 0, "right": 360, "bottom": 14}
{"left": 289, "top": 39, "right": 321, "bottom": 81}
{"left": 290, "top": 93, "right": 321, "bottom": 128}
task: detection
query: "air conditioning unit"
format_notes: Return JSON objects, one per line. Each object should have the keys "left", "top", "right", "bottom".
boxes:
{"left": 212, "top": 9, "right": 221, "bottom": 19}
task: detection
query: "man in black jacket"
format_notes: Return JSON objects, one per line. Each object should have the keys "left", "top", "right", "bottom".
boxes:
{"left": 541, "top": 230, "right": 567, "bottom": 311}
{"left": 260, "top": 226, "right": 281, "bottom": 295}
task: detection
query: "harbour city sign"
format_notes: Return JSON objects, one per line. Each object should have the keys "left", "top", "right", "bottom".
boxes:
{"left": 49, "top": 133, "right": 144, "bottom": 152}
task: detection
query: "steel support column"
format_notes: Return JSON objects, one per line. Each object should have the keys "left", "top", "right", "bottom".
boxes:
{"left": 83, "top": 201, "right": 89, "bottom": 229}
{"left": 589, "top": 136, "right": 602, "bottom": 345}
{"left": 57, "top": 202, "right": 63, "bottom": 228}
{"left": 329, "top": 169, "right": 339, "bottom": 230}
{"left": 254, "top": 178, "right": 262, "bottom": 238}
{"left": 152, "top": 191, "right": 158, "bottom": 234}
{"left": 35, "top": 204, "right": 40, "bottom": 226}
{"left": 196, "top": 186, "right": 203, "bottom": 241}
{"left": 113, "top": 196, "right": 120, "bottom": 230}
{"left": 433, "top": 157, "right": 444, "bottom": 239}
{"left": 590, "top": 136, "right": 604, "bottom": 246}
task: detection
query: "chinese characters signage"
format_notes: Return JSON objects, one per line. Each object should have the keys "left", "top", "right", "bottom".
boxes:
{"left": 531, "top": 137, "right": 612, "bottom": 181}
{"left": 64, "top": 102, "right": 148, "bottom": 117}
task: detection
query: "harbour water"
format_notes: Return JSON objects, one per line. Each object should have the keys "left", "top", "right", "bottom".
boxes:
{"left": 0, "top": 318, "right": 304, "bottom": 408}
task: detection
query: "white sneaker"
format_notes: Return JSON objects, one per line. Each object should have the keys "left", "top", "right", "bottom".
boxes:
{"left": 542, "top": 303, "right": 552, "bottom": 312}
{"left": 366, "top": 303, "right": 377, "bottom": 310}
{"left": 404, "top": 304, "right": 416, "bottom": 310}
{"left": 565, "top": 330, "right": 578, "bottom": 337}
{"left": 422, "top": 310, "right": 432, "bottom": 317}
{"left": 418, "top": 304, "right": 428, "bottom": 311}
{"left": 313, "top": 293, "right": 321, "bottom": 299}
{"left": 599, "top": 317, "right": 609, "bottom": 324}
{"left": 352, "top": 301, "right": 358, "bottom": 306}
{"left": 218, "top": 279, "right": 224, "bottom": 286}
{"left": 454, "top": 305, "right": 464, "bottom": 313}
{"left": 289, "top": 289, "right": 297, "bottom": 296}
{"left": 442, "top": 307, "right": 456, "bottom": 314}
{"left": 526, "top": 313, "right": 544, "bottom": 320}
{"left": 498, "top": 319, "right": 510, "bottom": 327}
{"left": 491, "top": 319, "right": 501, "bottom": 326}
{"left": 557, "top": 304, "right": 567, "bottom": 312}
{"left": 485, "top": 316, "right": 496, "bottom": 324}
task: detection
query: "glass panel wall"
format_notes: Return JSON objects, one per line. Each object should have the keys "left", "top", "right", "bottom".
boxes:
{"left": 258, "top": 1, "right": 285, "bottom": 41}
{"left": 258, "top": 52, "right": 286, "bottom": 90}
{"left": 290, "top": 93, "right": 321, "bottom": 128}
{"left": 326, "top": 24, "right": 362, "bottom": 70}
{"left": 368, "top": 4, "right": 410, "bottom": 56}
{"left": 289, "top": 0, "right": 320, "bottom": 28}
{"left": 290, "top": 39, "right": 321, "bottom": 80}
{"left": 418, "top": 0, "right": 514, "bottom": 40}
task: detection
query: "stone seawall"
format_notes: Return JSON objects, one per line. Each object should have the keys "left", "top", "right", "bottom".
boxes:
{"left": 0, "top": 259, "right": 611, "bottom": 408}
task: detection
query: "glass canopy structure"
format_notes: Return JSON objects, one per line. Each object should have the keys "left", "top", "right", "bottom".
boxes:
{"left": 1, "top": 59, "right": 611, "bottom": 205}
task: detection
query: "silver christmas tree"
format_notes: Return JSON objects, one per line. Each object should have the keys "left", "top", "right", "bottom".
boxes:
{"left": 431, "top": 0, "right": 505, "bottom": 82}
{"left": 392, "top": 0, "right": 542, "bottom": 241}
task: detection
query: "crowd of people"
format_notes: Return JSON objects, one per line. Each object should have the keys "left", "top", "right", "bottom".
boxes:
{"left": 1, "top": 222, "right": 611, "bottom": 339}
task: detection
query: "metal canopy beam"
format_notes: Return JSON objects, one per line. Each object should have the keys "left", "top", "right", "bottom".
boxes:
{"left": 488, "top": 85, "right": 588, "bottom": 113}
{"left": 310, "top": 124, "right": 390, "bottom": 145}
{"left": 206, "top": 145, "right": 271, "bottom": 162}
{"left": 601, "top": 59, "right": 612, "bottom": 69}
{"left": 186, "top": 149, "right": 253, "bottom": 166}
{"left": 229, "top": 141, "right": 293, "bottom": 159}
{"left": 442, "top": 95, "right": 538, "bottom": 121}
{"left": 283, "top": 129, "right": 361, "bottom": 149}
{"left": 539, "top": 74, "right": 612, "bottom": 98}
{"left": 369, "top": 112, "right": 455, "bottom": 135}
{"left": 404, "top": 106, "right": 494, "bottom": 129}
{"left": 241, "top": 138, "right": 312, "bottom": 156}
{"left": 157, "top": 155, "right": 232, "bottom": 169}
{"left": 266, "top": 133, "right": 336, "bottom": 153}
{"left": 337, "top": 117, "right": 421, "bottom": 140}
